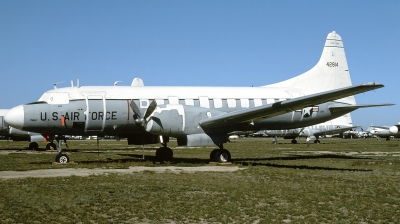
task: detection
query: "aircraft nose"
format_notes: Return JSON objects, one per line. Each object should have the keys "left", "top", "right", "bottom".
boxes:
{"left": 4, "top": 105, "right": 24, "bottom": 130}
{"left": 389, "top": 126, "right": 398, "bottom": 134}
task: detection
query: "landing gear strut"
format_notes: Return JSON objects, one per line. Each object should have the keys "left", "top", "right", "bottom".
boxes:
{"left": 54, "top": 135, "right": 69, "bottom": 163}
{"left": 210, "top": 144, "right": 231, "bottom": 163}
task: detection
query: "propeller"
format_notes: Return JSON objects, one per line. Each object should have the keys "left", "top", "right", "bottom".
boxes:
{"left": 130, "top": 99, "right": 157, "bottom": 127}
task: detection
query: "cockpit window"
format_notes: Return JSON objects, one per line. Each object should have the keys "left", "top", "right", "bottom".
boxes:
{"left": 39, "top": 92, "right": 69, "bottom": 105}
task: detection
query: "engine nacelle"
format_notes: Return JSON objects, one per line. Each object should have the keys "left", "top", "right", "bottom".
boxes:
{"left": 145, "top": 104, "right": 225, "bottom": 136}
{"left": 389, "top": 125, "right": 400, "bottom": 134}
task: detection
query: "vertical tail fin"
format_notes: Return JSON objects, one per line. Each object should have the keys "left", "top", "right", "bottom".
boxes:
{"left": 265, "top": 31, "right": 356, "bottom": 105}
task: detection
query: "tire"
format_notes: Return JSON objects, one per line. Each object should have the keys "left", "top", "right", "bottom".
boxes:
{"left": 155, "top": 147, "right": 173, "bottom": 162}
{"left": 291, "top": 139, "right": 297, "bottom": 144}
{"left": 55, "top": 154, "right": 69, "bottom": 163}
{"left": 46, "top": 143, "right": 57, "bottom": 150}
{"left": 29, "top": 142, "right": 39, "bottom": 150}
{"left": 214, "top": 149, "right": 231, "bottom": 163}
{"left": 209, "top": 149, "right": 219, "bottom": 160}
{"left": 164, "top": 147, "right": 173, "bottom": 161}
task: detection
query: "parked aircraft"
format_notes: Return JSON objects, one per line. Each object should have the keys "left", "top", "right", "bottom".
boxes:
{"left": 365, "top": 124, "right": 400, "bottom": 140}
{"left": 0, "top": 109, "right": 51, "bottom": 150}
{"left": 4, "top": 31, "right": 392, "bottom": 163}
{"left": 264, "top": 113, "right": 357, "bottom": 144}
{"left": 388, "top": 123, "right": 400, "bottom": 137}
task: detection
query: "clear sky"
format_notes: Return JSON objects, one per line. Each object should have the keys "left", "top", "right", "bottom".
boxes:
{"left": 1, "top": 1, "right": 399, "bottom": 129}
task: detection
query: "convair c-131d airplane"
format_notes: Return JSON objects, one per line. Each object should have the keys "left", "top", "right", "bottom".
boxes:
{"left": 4, "top": 31, "right": 393, "bottom": 163}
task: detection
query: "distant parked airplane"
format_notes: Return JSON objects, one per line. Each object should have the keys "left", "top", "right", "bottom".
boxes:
{"left": 0, "top": 109, "right": 48, "bottom": 150}
{"left": 264, "top": 113, "right": 357, "bottom": 143}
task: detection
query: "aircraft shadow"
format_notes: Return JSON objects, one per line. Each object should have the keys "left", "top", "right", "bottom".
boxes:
{"left": 235, "top": 161, "right": 372, "bottom": 172}
{"left": 234, "top": 154, "right": 371, "bottom": 161}
{"left": 233, "top": 154, "right": 373, "bottom": 172}
{"left": 28, "top": 152, "right": 373, "bottom": 172}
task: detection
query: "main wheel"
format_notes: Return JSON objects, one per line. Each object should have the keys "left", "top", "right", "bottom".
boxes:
{"left": 164, "top": 147, "right": 173, "bottom": 161}
{"left": 291, "top": 139, "right": 297, "bottom": 144}
{"left": 29, "top": 142, "right": 39, "bottom": 150}
{"left": 214, "top": 149, "right": 231, "bottom": 163}
{"left": 210, "top": 149, "right": 219, "bottom": 160}
{"left": 55, "top": 154, "right": 69, "bottom": 163}
{"left": 155, "top": 147, "right": 173, "bottom": 162}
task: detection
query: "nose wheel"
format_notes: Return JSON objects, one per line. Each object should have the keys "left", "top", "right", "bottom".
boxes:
{"left": 55, "top": 153, "right": 69, "bottom": 163}
{"left": 53, "top": 135, "right": 70, "bottom": 163}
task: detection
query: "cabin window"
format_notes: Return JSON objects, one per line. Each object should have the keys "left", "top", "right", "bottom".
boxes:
{"left": 185, "top": 99, "right": 194, "bottom": 106}
{"left": 267, "top": 99, "right": 274, "bottom": 104}
{"left": 156, "top": 99, "right": 165, "bottom": 105}
{"left": 168, "top": 96, "right": 179, "bottom": 105}
{"left": 213, "top": 98, "right": 222, "bottom": 108}
{"left": 199, "top": 96, "right": 210, "bottom": 108}
{"left": 240, "top": 99, "right": 249, "bottom": 108}
{"left": 227, "top": 99, "right": 236, "bottom": 108}
{"left": 254, "top": 99, "right": 262, "bottom": 107}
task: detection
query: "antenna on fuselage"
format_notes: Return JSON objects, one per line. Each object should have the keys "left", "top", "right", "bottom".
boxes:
{"left": 53, "top": 81, "right": 65, "bottom": 89}
{"left": 114, "top": 81, "right": 122, "bottom": 86}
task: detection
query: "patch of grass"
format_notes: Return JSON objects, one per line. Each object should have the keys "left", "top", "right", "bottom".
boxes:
{"left": 1, "top": 138, "right": 400, "bottom": 222}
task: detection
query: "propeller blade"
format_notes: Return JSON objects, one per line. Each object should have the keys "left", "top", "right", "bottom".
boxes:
{"left": 144, "top": 99, "right": 157, "bottom": 120}
{"left": 130, "top": 100, "right": 142, "bottom": 118}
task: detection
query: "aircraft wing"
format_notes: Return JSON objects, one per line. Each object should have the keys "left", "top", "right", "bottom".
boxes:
{"left": 312, "top": 126, "right": 359, "bottom": 137}
{"left": 370, "top": 125, "right": 390, "bottom": 130}
{"left": 199, "top": 82, "right": 385, "bottom": 130}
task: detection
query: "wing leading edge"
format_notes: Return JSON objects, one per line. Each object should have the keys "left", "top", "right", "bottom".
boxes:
{"left": 199, "top": 82, "right": 386, "bottom": 130}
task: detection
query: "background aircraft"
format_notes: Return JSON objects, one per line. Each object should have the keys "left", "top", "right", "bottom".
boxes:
{"left": 4, "top": 31, "right": 392, "bottom": 163}
{"left": 363, "top": 124, "right": 400, "bottom": 140}
{"left": 264, "top": 113, "right": 357, "bottom": 144}
{"left": 388, "top": 123, "right": 400, "bottom": 138}
{"left": 0, "top": 109, "right": 49, "bottom": 150}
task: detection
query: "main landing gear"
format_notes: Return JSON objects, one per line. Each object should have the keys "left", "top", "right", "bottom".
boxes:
{"left": 210, "top": 144, "right": 231, "bottom": 163}
{"left": 155, "top": 143, "right": 173, "bottom": 163}
{"left": 153, "top": 143, "right": 232, "bottom": 163}
{"left": 54, "top": 136, "right": 70, "bottom": 164}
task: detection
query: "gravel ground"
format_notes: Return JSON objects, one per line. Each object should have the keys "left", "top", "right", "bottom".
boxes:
{"left": 0, "top": 166, "right": 245, "bottom": 179}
